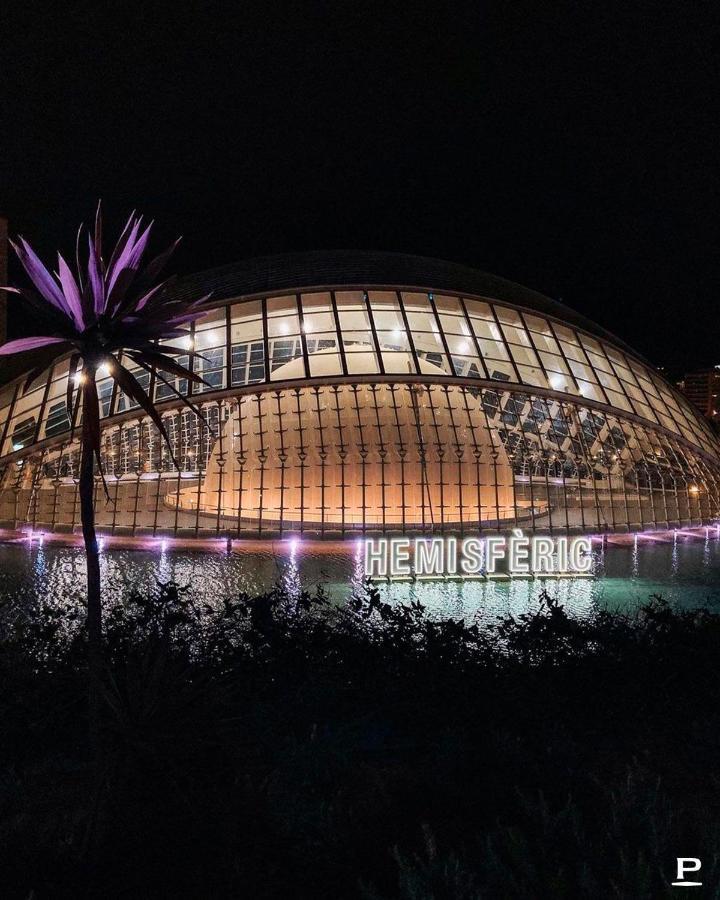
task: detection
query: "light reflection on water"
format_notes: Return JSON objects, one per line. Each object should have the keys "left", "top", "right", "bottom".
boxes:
{"left": 3, "top": 533, "right": 720, "bottom": 624}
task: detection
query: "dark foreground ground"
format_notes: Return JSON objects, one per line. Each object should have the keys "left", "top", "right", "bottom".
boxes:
{"left": 1, "top": 581, "right": 720, "bottom": 898}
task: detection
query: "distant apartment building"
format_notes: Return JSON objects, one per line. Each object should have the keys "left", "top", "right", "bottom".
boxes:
{"left": 679, "top": 367, "right": 720, "bottom": 421}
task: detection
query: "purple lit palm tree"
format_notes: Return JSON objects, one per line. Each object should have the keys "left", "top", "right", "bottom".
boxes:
{"left": 0, "top": 206, "right": 209, "bottom": 730}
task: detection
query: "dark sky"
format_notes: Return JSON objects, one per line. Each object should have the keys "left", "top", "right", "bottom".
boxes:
{"left": 2, "top": 1, "right": 719, "bottom": 375}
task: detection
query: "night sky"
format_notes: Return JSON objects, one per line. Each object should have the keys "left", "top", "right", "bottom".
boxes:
{"left": 2, "top": 1, "right": 719, "bottom": 376}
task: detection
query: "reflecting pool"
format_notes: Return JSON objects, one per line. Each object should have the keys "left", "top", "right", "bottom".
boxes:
{"left": 2, "top": 530, "right": 720, "bottom": 625}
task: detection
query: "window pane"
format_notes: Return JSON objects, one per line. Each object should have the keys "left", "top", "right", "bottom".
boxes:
{"left": 604, "top": 389, "right": 632, "bottom": 411}
{"left": 472, "top": 317, "right": 504, "bottom": 342}
{"left": 495, "top": 306, "right": 523, "bottom": 326}
{"left": 231, "top": 342, "right": 265, "bottom": 385}
{"left": 546, "top": 371, "right": 574, "bottom": 393}
{"left": 270, "top": 338, "right": 303, "bottom": 375}
{"left": 439, "top": 314, "right": 470, "bottom": 336}
{"left": 376, "top": 330, "right": 410, "bottom": 352}
{"left": 464, "top": 299, "right": 494, "bottom": 320}
{"left": 510, "top": 343, "right": 539, "bottom": 368}
{"left": 368, "top": 292, "right": 403, "bottom": 331}
{"left": 501, "top": 323, "right": 532, "bottom": 347}
{"left": 268, "top": 313, "right": 300, "bottom": 337}
{"left": 444, "top": 333, "right": 475, "bottom": 355}
{"left": 405, "top": 310, "right": 437, "bottom": 333}
{"left": 540, "top": 352, "right": 569, "bottom": 375}
{"left": 451, "top": 356, "right": 486, "bottom": 378}
{"left": 476, "top": 338, "right": 510, "bottom": 361}
{"left": 530, "top": 330, "right": 560, "bottom": 354}
{"left": 576, "top": 380, "right": 604, "bottom": 403}
{"left": 266, "top": 295, "right": 297, "bottom": 317}
{"left": 345, "top": 345, "right": 380, "bottom": 375}
{"left": 301, "top": 292, "right": 335, "bottom": 332}
{"left": 568, "top": 359, "right": 597, "bottom": 382}
{"left": 195, "top": 347, "right": 225, "bottom": 392}
{"left": 517, "top": 365, "right": 547, "bottom": 388}
{"left": 309, "top": 351, "right": 342, "bottom": 376}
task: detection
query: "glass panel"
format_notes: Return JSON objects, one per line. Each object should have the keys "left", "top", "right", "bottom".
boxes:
{"left": 546, "top": 370, "right": 574, "bottom": 393}
{"left": 517, "top": 365, "right": 547, "bottom": 388}
{"left": 338, "top": 307, "right": 372, "bottom": 333}
{"left": 405, "top": 309, "right": 438, "bottom": 333}
{"left": 376, "top": 333, "right": 411, "bottom": 354}
{"left": 11, "top": 415, "right": 36, "bottom": 450}
{"left": 524, "top": 313, "right": 552, "bottom": 334}
{"left": 476, "top": 337, "right": 510, "bottom": 362}
{"left": 413, "top": 330, "right": 446, "bottom": 358}
{"left": 464, "top": 299, "right": 494, "bottom": 320}
{"left": 568, "top": 359, "right": 597, "bottom": 382}
{"left": 431, "top": 294, "right": 461, "bottom": 313}
{"left": 309, "top": 351, "right": 342, "bottom": 376}
{"left": 417, "top": 351, "right": 451, "bottom": 375}
{"left": 559, "top": 340, "right": 585, "bottom": 362}
{"left": 486, "top": 361, "right": 515, "bottom": 381}
{"left": 266, "top": 295, "right": 297, "bottom": 317}
{"left": 38, "top": 360, "right": 72, "bottom": 440}
{"left": 97, "top": 376, "right": 114, "bottom": 417}
{"left": 269, "top": 337, "right": 304, "bottom": 376}
{"left": 44, "top": 400, "right": 71, "bottom": 438}
{"left": 472, "top": 317, "right": 504, "bottom": 342}
{"left": 382, "top": 350, "right": 417, "bottom": 374}
{"left": 494, "top": 306, "right": 523, "bottom": 326}
{"left": 301, "top": 292, "right": 335, "bottom": 333}
{"left": 585, "top": 349, "right": 612, "bottom": 373}
{"left": 623, "top": 381, "right": 645, "bottom": 403}
{"left": 438, "top": 314, "right": 471, "bottom": 336}
{"left": 576, "top": 380, "right": 605, "bottom": 403}
{"left": 230, "top": 300, "right": 264, "bottom": 342}
{"left": 604, "top": 389, "right": 632, "bottom": 411}
{"left": 530, "top": 330, "right": 560, "bottom": 354}
{"left": 540, "top": 352, "right": 570, "bottom": 375}
{"left": 553, "top": 324, "right": 577, "bottom": 343}
{"left": 368, "top": 292, "right": 403, "bottom": 331}
{"left": 444, "top": 333, "right": 475, "bottom": 356}
{"left": 10, "top": 380, "right": 48, "bottom": 448}
{"left": 451, "top": 356, "right": 485, "bottom": 378}
{"left": 230, "top": 342, "right": 265, "bottom": 386}
{"left": 345, "top": 344, "right": 380, "bottom": 375}
{"left": 509, "top": 343, "right": 539, "bottom": 368}
{"left": 401, "top": 292, "right": 432, "bottom": 312}
{"left": 194, "top": 325, "right": 225, "bottom": 353}
{"left": 335, "top": 290, "right": 366, "bottom": 310}
{"left": 268, "top": 312, "right": 300, "bottom": 337}
{"left": 195, "top": 346, "right": 225, "bottom": 392}
{"left": 501, "top": 323, "right": 533, "bottom": 347}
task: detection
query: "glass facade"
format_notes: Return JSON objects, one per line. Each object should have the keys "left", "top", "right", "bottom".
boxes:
{"left": 1, "top": 285, "right": 719, "bottom": 537}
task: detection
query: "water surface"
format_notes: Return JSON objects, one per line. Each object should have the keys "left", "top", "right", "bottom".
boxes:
{"left": 2, "top": 531, "right": 720, "bottom": 625}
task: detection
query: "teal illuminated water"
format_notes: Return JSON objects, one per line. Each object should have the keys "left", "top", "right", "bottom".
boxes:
{"left": 2, "top": 532, "right": 720, "bottom": 624}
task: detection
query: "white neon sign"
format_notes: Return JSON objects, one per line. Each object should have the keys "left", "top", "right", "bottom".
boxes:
{"left": 363, "top": 530, "right": 593, "bottom": 579}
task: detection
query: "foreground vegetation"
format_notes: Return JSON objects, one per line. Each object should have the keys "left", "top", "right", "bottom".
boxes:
{"left": 2, "top": 581, "right": 720, "bottom": 898}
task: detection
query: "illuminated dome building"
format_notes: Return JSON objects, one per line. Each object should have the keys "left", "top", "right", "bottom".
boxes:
{"left": 0, "top": 250, "right": 718, "bottom": 538}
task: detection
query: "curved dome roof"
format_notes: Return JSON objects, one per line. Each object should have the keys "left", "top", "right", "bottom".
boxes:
{"left": 170, "top": 250, "right": 640, "bottom": 359}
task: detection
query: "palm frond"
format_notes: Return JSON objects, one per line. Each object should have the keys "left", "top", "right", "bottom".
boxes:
{"left": 0, "top": 204, "right": 213, "bottom": 471}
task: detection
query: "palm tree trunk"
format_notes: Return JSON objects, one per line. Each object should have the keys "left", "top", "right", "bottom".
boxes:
{"left": 80, "top": 371, "right": 102, "bottom": 748}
